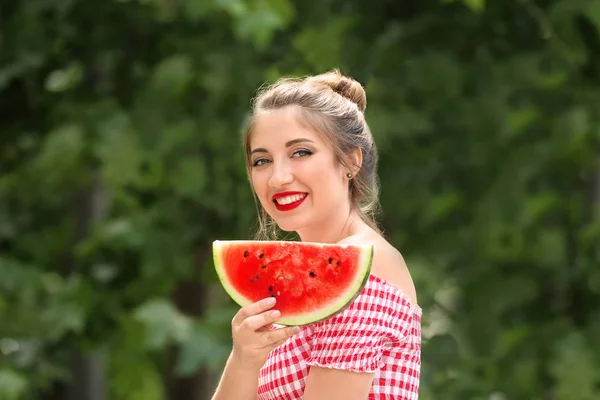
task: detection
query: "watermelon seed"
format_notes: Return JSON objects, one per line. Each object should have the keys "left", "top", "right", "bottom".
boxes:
{"left": 309, "top": 270, "right": 316, "bottom": 277}
{"left": 336, "top": 261, "right": 341, "bottom": 266}
{"left": 259, "top": 253, "right": 264, "bottom": 258}
{"left": 271, "top": 294, "right": 276, "bottom": 298}
{"left": 255, "top": 274, "right": 260, "bottom": 280}
{"left": 244, "top": 251, "right": 249, "bottom": 257}
{"left": 268, "top": 285, "right": 273, "bottom": 292}
{"left": 261, "top": 265, "right": 267, "bottom": 269}
{"left": 328, "top": 257, "right": 333, "bottom": 264}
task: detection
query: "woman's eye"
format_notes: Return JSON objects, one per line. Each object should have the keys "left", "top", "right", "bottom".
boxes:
{"left": 293, "top": 149, "right": 312, "bottom": 157}
{"left": 252, "top": 158, "right": 269, "bottom": 167}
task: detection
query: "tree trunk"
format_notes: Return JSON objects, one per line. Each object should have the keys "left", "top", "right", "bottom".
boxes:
{"left": 68, "top": 348, "right": 108, "bottom": 400}
{"left": 594, "top": 154, "right": 600, "bottom": 206}
{"left": 165, "top": 245, "right": 221, "bottom": 400}
{"left": 41, "top": 170, "right": 110, "bottom": 400}
{"left": 67, "top": 170, "right": 110, "bottom": 400}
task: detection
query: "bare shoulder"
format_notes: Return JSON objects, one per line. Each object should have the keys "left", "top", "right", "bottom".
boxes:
{"left": 339, "top": 232, "right": 418, "bottom": 306}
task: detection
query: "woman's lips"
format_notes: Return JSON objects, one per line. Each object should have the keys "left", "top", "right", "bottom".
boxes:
{"left": 272, "top": 192, "right": 308, "bottom": 211}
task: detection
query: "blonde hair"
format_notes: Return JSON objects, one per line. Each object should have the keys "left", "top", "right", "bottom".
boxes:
{"left": 243, "top": 69, "right": 381, "bottom": 240}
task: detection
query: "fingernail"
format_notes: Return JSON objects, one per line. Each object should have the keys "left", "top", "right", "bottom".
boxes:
{"left": 266, "top": 297, "right": 276, "bottom": 305}
{"left": 292, "top": 326, "right": 301, "bottom": 333}
{"left": 271, "top": 310, "right": 281, "bottom": 318}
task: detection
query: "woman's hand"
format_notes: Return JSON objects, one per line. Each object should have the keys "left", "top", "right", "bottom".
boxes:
{"left": 230, "top": 296, "right": 300, "bottom": 369}
{"left": 211, "top": 297, "right": 299, "bottom": 400}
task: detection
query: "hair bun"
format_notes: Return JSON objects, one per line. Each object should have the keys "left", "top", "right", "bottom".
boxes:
{"left": 307, "top": 69, "right": 367, "bottom": 112}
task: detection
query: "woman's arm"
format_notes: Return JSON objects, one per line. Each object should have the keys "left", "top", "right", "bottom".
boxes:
{"left": 303, "top": 367, "right": 375, "bottom": 400}
{"left": 210, "top": 350, "right": 261, "bottom": 400}
{"left": 210, "top": 297, "right": 300, "bottom": 400}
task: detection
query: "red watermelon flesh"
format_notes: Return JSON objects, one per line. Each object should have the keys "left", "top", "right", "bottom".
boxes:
{"left": 213, "top": 240, "right": 374, "bottom": 326}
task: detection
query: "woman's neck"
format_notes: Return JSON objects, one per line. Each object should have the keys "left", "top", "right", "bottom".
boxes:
{"left": 296, "top": 208, "right": 366, "bottom": 244}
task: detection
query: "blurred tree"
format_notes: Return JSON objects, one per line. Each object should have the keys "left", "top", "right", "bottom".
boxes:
{"left": 0, "top": 0, "right": 599, "bottom": 399}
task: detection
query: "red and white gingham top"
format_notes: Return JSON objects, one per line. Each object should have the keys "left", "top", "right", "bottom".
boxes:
{"left": 257, "top": 274, "right": 422, "bottom": 399}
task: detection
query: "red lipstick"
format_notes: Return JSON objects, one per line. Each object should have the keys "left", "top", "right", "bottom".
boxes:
{"left": 272, "top": 191, "right": 308, "bottom": 211}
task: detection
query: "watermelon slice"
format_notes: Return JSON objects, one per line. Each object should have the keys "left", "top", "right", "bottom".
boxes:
{"left": 212, "top": 240, "right": 374, "bottom": 326}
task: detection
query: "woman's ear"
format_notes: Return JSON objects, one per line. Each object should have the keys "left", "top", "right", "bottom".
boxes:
{"left": 349, "top": 147, "right": 363, "bottom": 174}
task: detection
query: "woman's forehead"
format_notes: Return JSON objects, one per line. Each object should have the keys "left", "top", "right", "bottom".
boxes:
{"left": 250, "top": 108, "right": 325, "bottom": 151}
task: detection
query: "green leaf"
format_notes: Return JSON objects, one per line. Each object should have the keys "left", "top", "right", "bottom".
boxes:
{"left": 184, "top": 0, "right": 213, "bottom": 21}
{"left": 0, "top": 53, "right": 44, "bottom": 90}
{"left": 170, "top": 158, "right": 207, "bottom": 199}
{"left": 33, "top": 123, "right": 85, "bottom": 187}
{"left": 149, "top": 54, "right": 193, "bottom": 97}
{"left": 230, "top": 0, "right": 295, "bottom": 49}
{"left": 109, "top": 349, "right": 164, "bottom": 400}
{"left": 175, "top": 322, "right": 231, "bottom": 376}
{"left": 133, "top": 299, "right": 192, "bottom": 350}
{"left": 441, "top": 0, "right": 485, "bottom": 13}
{"left": 215, "top": 0, "right": 248, "bottom": 16}
{"left": 94, "top": 113, "right": 145, "bottom": 193}
{"left": 293, "top": 17, "right": 356, "bottom": 70}
{"left": 0, "top": 369, "right": 27, "bottom": 400}
{"left": 551, "top": 332, "right": 600, "bottom": 400}
{"left": 582, "top": 1, "right": 600, "bottom": 32}
{"left": 462, "top": 0, "right": 485, "bottom": 13}
{"left": 44, "top": 62, "right": 84, "bottom": 92}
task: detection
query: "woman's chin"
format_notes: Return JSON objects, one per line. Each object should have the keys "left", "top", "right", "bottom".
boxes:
{"left": 271, "top": 215, "right": 309, "bottom": 234}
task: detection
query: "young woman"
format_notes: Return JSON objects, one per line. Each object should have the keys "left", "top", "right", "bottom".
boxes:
{"left": 211, "top": 70, "right": 422, "bottom": 400}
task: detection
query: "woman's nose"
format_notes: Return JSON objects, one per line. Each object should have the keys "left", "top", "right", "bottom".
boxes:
{"left": 268, "top": 163, "right": 294, "bottom": 188}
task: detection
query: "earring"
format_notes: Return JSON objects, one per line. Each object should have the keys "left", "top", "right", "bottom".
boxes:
{"left": 346, "top": 172, "right": 353, "bottom": 179}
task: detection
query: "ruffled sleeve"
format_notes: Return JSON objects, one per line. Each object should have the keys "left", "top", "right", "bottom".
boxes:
{"left": 305, "top": 276, "right": 417, "bottom": 373}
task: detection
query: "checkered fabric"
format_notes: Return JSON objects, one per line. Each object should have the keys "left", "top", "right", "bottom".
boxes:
{"left": 257, "top": 274, "right": 422, "bottom": 399}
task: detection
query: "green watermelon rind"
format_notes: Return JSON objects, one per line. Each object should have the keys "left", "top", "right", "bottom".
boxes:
{"left": 213, "top": 240, "right": 254, "bottom": 310}
{"left": 212, "top": 240, "right": 374, "bottom": 326}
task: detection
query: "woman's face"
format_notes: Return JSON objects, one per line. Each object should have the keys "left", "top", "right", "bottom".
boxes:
{"left": 248, "top": 107, "right": 351, "bottom": 234}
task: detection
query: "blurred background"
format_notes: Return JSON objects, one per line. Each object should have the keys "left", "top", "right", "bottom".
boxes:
{"left": 1, "top": 0, "right": 599, "bottom": 399}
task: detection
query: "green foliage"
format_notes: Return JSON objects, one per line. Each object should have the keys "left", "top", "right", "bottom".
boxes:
{"left": 1, "top": 0, "right": 600, "bottom": 399}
